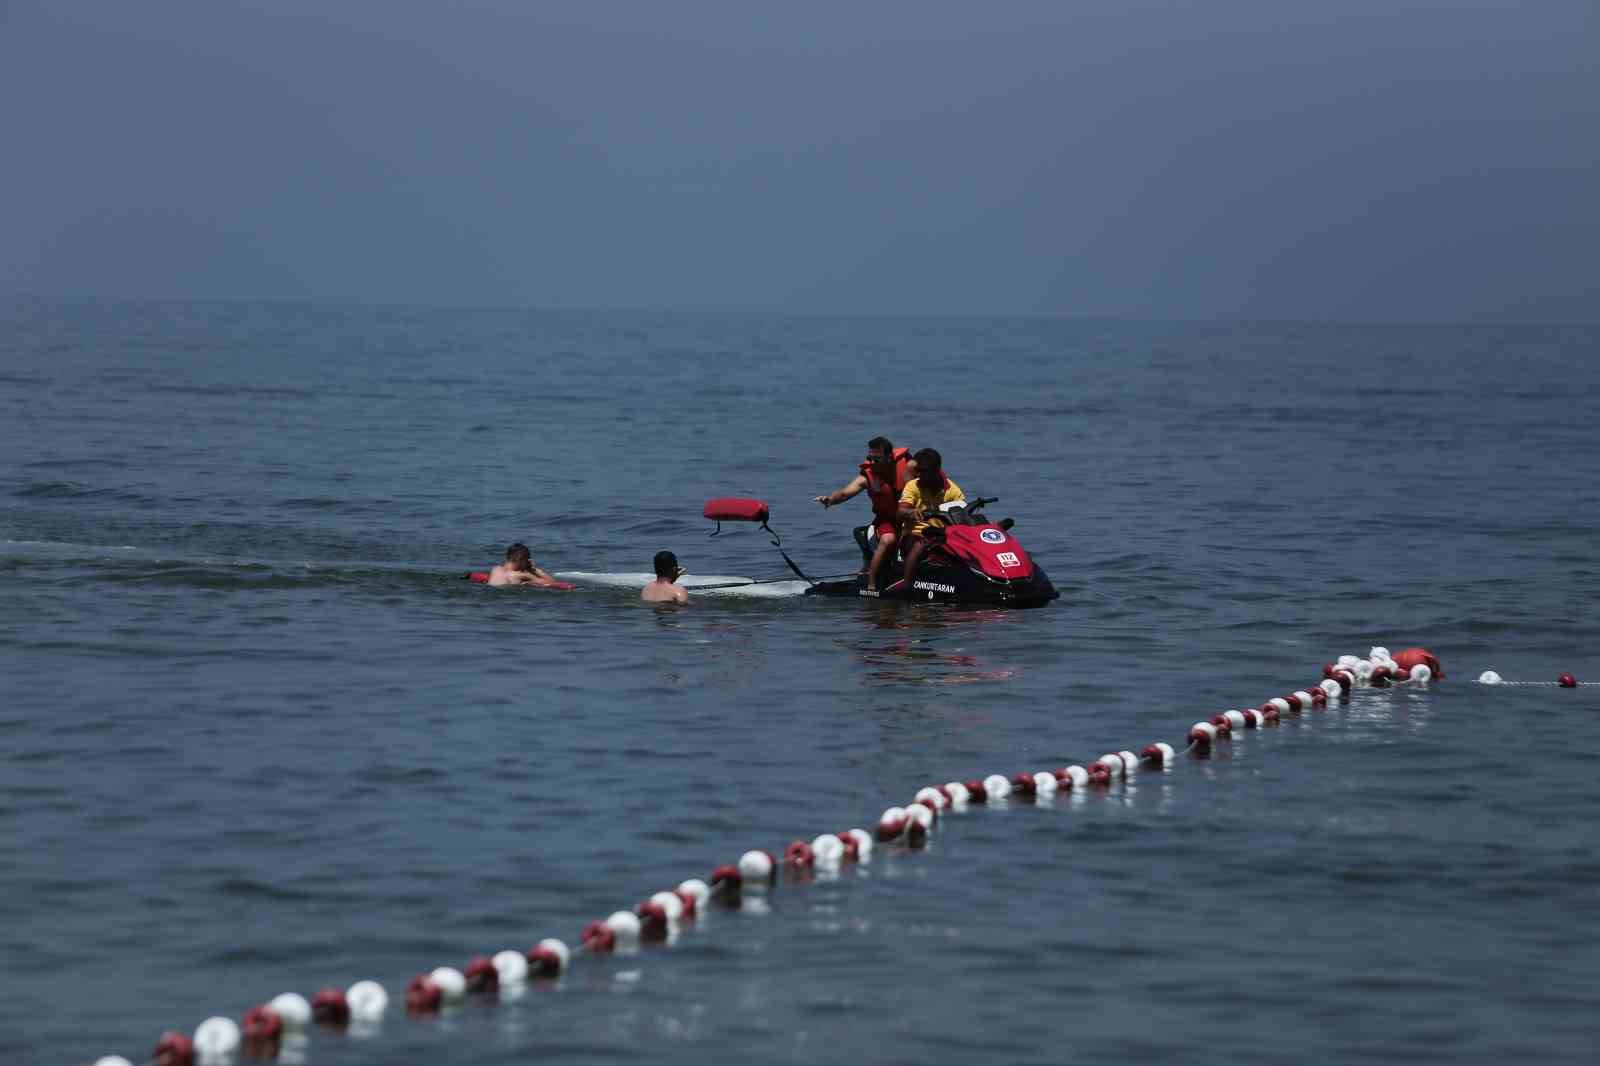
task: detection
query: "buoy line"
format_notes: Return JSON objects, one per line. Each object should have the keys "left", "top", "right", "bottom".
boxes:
{"left": 87, "top": 645, "right": 1584, "bottom": 1066}
{"left": 1474, "top": 670, "right": 1590, "bottom": 687}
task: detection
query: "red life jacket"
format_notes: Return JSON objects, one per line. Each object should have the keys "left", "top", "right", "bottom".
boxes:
{"left": 859, "top": 447, "right": 911, "bottom": 523}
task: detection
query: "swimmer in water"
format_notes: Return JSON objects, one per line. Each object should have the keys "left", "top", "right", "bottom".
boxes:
{"left": 641, "top": 550, "right": 689, "bottom": 604}
{"left": 486, "top": 543, "right": 561, "bottom": 587}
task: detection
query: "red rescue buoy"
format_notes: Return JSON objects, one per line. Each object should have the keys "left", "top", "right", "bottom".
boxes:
{"left": 1393, "top": 648, "right": 1444, "bottom": 679}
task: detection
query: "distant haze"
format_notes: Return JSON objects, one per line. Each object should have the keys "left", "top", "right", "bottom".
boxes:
{"left": 3, "top": 0, "right": 1595, "bottom": 320}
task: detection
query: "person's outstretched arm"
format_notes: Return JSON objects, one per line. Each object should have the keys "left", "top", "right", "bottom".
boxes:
{"left": 816, "top": 473, "right": 868, "bottom": 508}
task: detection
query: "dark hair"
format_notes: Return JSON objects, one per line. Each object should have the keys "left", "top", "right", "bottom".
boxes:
{"left": 505, "top": 543, "right": 531, "bottom": 565}
{"left": 653, "top": 550, "right": 680, "bottom": 579}
{"left": 912, "top": 447, "right": 941, "bottom": 474}
{"left": 867, "top": 436, "right": 893, "bottom": 455}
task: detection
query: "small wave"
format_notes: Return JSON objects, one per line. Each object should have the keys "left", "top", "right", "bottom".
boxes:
{"left": 8, "top": 480, "right": 161, "bottom": 508}
{"left": 11, "top": 480, "right": 101, "bottom": 499}
{"left": 147, "top": 383, "right": 318, "bottom": 399}
{"left": 279, "top": 496, "right": 353, "bottom": 511}
{"left": 212, "top": 877, "right": 325, "bottom": 901}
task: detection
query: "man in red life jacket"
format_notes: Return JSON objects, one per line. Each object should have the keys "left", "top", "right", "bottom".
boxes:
{"left": 814, "top": 436, "right": 912, "bottom": 593}
{"left": 894, "top": 447, "right": 965, "bottom": 592}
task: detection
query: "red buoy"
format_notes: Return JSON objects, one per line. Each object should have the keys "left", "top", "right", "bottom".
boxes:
{"left": 580, "top": 920, "right": 616, "bottom": 953}
{"left": 464, "top": 956, "right": 499, "bottom": 994}
{"left": 636, "top": 901, "right": 671, "bottom": 940}
{"left": 241, "top": 1004, "right": 282, "bottom": 1048}
{"left": 311, "top": 987, "right": 350, "bottom": 1025}
{"left": 528, "top": 942, "right": 567, "bottom": 977}
{"left": 153, "top": 1032, "right": 195, "bottom": 1066}
{"left": 405, "top": 975, "right": 442, "bottom": 1014}
{"left": 1394, "top": 648, "right": 1444, "bottom": 678}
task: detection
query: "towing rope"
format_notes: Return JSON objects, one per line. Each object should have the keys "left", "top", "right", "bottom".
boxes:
{"left": 92, "top": 647, "right": 1584, "bottom": 1066}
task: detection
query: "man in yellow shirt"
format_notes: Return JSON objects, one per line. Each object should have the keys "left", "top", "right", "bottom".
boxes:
{"left": 895, "top": 447, "right": 964, "bottom": 591}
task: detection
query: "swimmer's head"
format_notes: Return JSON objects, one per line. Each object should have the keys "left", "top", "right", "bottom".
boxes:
{"left": 654, "top": 550, "right": 681, "bottom": 579}
{"left": 505, "top": 543, "right": 532, "bottom": 569}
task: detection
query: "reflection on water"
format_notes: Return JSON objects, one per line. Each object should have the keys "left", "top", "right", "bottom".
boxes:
{"left": 841, "top": 603, "right": 1019, "bottom": 686}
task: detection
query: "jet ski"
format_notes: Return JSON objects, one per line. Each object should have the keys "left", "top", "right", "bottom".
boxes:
{"left": 805, "top": 496, "right": 1059, "bottom": 608}
{"left": 701, "top": 496, "right": 1058, "bottom": 609}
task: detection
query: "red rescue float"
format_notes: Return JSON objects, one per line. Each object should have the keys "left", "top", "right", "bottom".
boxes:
{"left": 703, "top": 498, "right": 771, "bottom": 524}
{"left": 1393, "top": 647, "right": 1444, "bottom": 678}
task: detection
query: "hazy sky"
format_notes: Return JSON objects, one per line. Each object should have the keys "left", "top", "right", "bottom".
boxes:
{"left": 3, "top": 1, "right": 1595, "bottom": 319}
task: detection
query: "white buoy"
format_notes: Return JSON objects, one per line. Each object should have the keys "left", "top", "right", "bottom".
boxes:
{"left": 649, "top": 890, "right": 686, "bottom": 922}
{"left": 1319, "top": 679, "right": 1342, "bottom": 698}
{"left": 942, "top": 781, "right": 971, "bottom": 804}
{"left": 1409, "top": 664, "right": 1432, "bottom": 684}
{"left": 1267, "top": 697, "right": 1291, "bottom": 714}
{"left": 1337, "top": 654, "right": 1361, "bottom": 670}
{"left": 1478, "top": 670, "right": 1503, "bottom": 685}
{"left": 1242, "top": 708, "right": 1264, "bottom": 727}
{"left": 1223, "top": 709, "right": 1247, "bottom": 730}
{"left": 906, "top": 802, "right": 935, "bottom": 830}
{"left": 346, "top": 980, "right": 388, "bottom": 1021}
{"left": 1060, "top": 765, "right": 1088, "bottom": 789}
{"left": 492, "top": 949, "right": 529, "bottom": 984}
{"left": 982, "top": 773, "right": 1012, "bottom": 799}
{"left": 845, "top": 828, "right": 874, "bottom": 859}
{"left": 603, "top": 910, "right": 642, "bottom": 945}
{"left": 429, "top": 966, "right": 467, "bottom": 1003}
{"left": 1292, "top": 690, "right": 1314, "bottom": 708}
{"left": 193, "top": 1016, "right": 241, "bottom": 1062}
{"left": 268, "top": 992, "right": 311, "bottom": 1030}
{"left": 738, "top": 849, "right": 774, "bottom": 884}
{"left": 810, "top": 834, "right": 846, "bottom": 867}
{"left": 94, "top": 1057, "right": 135, "bottom": 1066}
{"left": 914, "top": 786, "right": 947, "bottom": 810}
{"left": 1149, "top": 742, "right": 1175, "bottom": 766}
{"left": 1095, "top": 754, "right": 1123, "bottom": 779}
{"left": 1369, "top": 646, "right": 1390, "bottom": 662}
{"left": 677, "top": 879, "right": 710, "bottom": 909}
{"left": 1032, "top": 771, "right": 1058, "bottom": 794}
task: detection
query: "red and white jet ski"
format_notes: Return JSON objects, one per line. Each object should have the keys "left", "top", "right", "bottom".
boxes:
{"left": 703, "top": 496, "right": 1059, "bottom": 608}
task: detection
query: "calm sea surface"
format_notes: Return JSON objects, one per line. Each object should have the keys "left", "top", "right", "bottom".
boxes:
{"left": 2, "top": 302, "right": 1597, "bottom": 1065}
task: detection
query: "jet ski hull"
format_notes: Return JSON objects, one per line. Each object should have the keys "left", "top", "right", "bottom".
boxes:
{"left": 805, "top": 562, "right": 1059, "bottom": 608}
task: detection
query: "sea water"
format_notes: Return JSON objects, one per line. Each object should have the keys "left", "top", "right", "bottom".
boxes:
{"left": 2, "top": 302, "right": 1597, "bottom": 1064}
